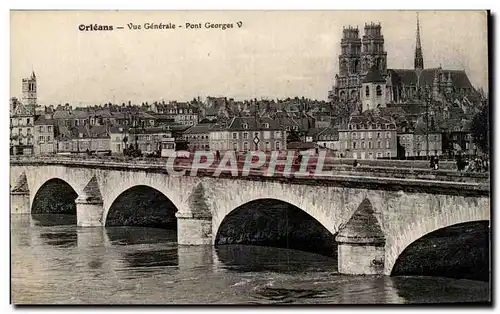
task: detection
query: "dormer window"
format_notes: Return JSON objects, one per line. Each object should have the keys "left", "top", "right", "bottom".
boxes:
{"left": 242, "top": 123, "right": 248, "bottom": 129}
{"left": 263, "top": 123, "right": 269, "bottom": 128}
{"left": 285, "top": 126, "right": 290, "bottom": 131}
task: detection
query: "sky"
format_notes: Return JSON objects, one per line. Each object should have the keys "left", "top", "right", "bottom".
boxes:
{"left": 10, "top": 10, "right": 488, "bottom": 106}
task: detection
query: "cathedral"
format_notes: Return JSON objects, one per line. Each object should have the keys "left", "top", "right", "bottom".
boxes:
{"left": 328, "top": 15, "right": 479, "bottom": 111}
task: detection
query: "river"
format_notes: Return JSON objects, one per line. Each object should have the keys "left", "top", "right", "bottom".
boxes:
{"left": 11, "top": 214, "right": 490, "bottom": 304}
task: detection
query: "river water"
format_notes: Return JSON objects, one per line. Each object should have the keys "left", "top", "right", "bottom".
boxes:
{"left": 11, "top": 214, "right": 490, "bottom": 305}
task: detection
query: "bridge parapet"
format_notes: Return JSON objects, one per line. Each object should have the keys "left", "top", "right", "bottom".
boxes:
{"left": 10, "top": 156, "right": 490, "bottom": 194}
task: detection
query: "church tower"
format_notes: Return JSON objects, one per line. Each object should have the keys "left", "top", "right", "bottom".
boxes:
{"left": 21, "top": 70, "right": 37, "bottom": 114}
{"left": 414, "top": 13, "right": 424, "bottom": 73}
{"left": 338, "top": 26, "right": 362, "bottom": 77}
{"left": 361, "top": 66, "right": 387, "bottom": 113}
{"left": 361, "top": 22, "right": 387, "bottom": 75}
{"left": 334, "top": 26, "right": 362, "bottom": 102}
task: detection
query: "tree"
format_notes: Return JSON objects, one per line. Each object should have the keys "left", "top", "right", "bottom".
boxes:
{"left": 471, "top": 103, "right": 490, "bottom": 154}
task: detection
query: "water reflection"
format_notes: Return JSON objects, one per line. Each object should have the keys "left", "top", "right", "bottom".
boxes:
{"left": 31, "top": 213, "right": 77, "bottom": 227}
{"left": 10, "top": 214, "right": 491, "bottom": 305}
{"left": 215, "top": 244, "right": 337, "bottom": 273}
{"left": 39, "top": 231, "right": 77, "bottom": 247}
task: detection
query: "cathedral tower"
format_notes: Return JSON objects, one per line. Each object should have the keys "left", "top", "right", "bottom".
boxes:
{"left": 22, "top": 70, "right": 37, "bottom": 113}
{"left": 414, "top": 13, "right": 424, "bottom": 73}
{"left": 338, "top": 26, "right": 362, "bottom": 76}
{"left": 334, "top": 26, "right": 363, "bottom": 102}
{"left": 361, "top": 22, "right": 387, "bottom": 75}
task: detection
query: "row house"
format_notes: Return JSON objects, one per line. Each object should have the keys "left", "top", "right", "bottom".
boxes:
{"left": 338, "top": 114, "right": 398, "bottom": 159}
{"left": 10, "top": 97, "right": 35, "bottom": 155}
{"left": 151, "top": 101, "right": 200, "bottom": 126}
{"left": 209, "top": 117, "right": 287, "bottom": 152}
{"left": 56, "top": 125, "right": 110, "bottom": 153}
{"left": 316, "top": 128, "right": 340, "bottom": 152}
{"left": 33, "top": 115, "right": 56, "bottom": 155}
{"left": 109, "top": 126, "right": 175, "bottom": 154}
{"left": 401, "top": 118, "right": 443, "bottom": 158}
{"left": 183, "top": 123, "right": 215, "bottom": 151}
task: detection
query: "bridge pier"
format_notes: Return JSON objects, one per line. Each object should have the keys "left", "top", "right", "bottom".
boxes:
{"left": 11, "top": 172, "right": 30, "bottom": 214}
{"left": 176, "top": 182, "right": 213, "bottom": 245}
{"left": 11, "top": 191, "right": 30, "bottom": 214}
{"left": 176, "top": 212, "right": 212, "bottom": 245}
{"left": 335, "top": 199, "right": 385, "bottom": 275}
{"left": 75, "top": 176, "right": 104, "bottom": 227}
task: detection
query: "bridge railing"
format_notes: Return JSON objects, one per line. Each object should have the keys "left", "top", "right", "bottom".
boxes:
{"left": 10, "top": 155, "right": 490, "bottom": 185}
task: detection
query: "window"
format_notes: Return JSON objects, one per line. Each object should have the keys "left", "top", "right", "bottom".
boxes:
{"left": 233, "top": 142, "right": 238, "bottom": 150}
{"left": 27, "top": 128, "right": 31, "bottom": 134}
{"left": 368, "top": 132, "right": 373, "bottom": 139}
{"left": 352, "top": 142, "right": 357, "bottom": 149}
{"left": 360, "top": 132, "right": 365, "bottom": 139}
{"left": 232, "top": 132, "right": 238, "bottom": 139}
{"left": 275, "top": 141, "right": 281, "bottom": 150}
{"left": 27, "top": 118, "right": 30, "bottom": 124}
{"left": 243, "top": 142, "right": 249, "bottom": 151}
{"left": 263, "top": 123, "right": 269, "bottom": 128}
{"left": 369, "top": 142, "right": 373, "bottom": 149}
{"left": 377, "top": 132, "right": 381, "bottom": 138}
{"left": 362, "top": 142, "right": 365, "bottom": 149}
{"left": 48, "top": 126, "right": 53, "bottom": 133}
{"left": 243, "top": 132, "right": 249, "bottom": 140}
{"left": 365, "top": 85, "right": 370, "bottom": 97}
{"left": 243, "top": 123, "right": 248, "bottom": 129}
{"left": 386, "top": 132, "right": 391, "bottom": 139}
{"left": 265, "top": 141, "right": 271, "bottom": 150}
{"left": 264, "top": 131, "right": 270, "bottom": 139}
{"left": 254, "top": 132, "right": 259, "bottom": 139}
{"left": 376, "top": 85, "right": 382, "bottom": 97}
{"left": 352, "top": 132, "right": 357, "bottom": 139}
{"left": 386, "top": 141, "right": 390, "bottom": 149}
{"left": 377, "top": 141, "right": 381, "bottom": 148}
{"left": 285, "top": 126, "right": 290, "bottom": 131}
{"left": 386, "top": 152, "right": 391, "bottom": 158}
{"left": 274, "top": 131, "right": 281, "bottom": 138}
{"left": 39, "top": 136, "right": 44, "bottom": 143}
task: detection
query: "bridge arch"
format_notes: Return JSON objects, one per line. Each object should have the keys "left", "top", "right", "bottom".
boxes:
{"left": 31, "top": 178, "right": 79, "bottom": 215}
{"left": 104, "top": 184, "right": 180, "bottom": 229}
{"left": 213, "top": 197, "right": 338, "bottom": 257}
{"left": 385, "top": 198, "right": 490, "bottom": 275}
{"left": 101, "top": 173, "right": 193, "bottom": 226}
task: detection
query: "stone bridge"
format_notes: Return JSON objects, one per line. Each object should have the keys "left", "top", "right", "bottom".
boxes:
{"left": 10, "top": 157, "right": 490, "bottom": 276}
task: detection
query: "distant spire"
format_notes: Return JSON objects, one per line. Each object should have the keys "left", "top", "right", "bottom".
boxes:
{"left": 414, "top": 12, "right": 424, "bottom": 71}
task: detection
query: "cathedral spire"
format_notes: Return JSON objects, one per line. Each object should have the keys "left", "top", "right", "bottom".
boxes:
{"left": 414, "top": 12, "right": 424, "bottom": 71}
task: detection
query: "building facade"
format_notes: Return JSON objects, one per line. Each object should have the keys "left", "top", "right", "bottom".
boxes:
{"left": 10, "top": 72, "right": 37, "bottom": 155}
{"left": 338, "top": 114, "right": 397, "bottom": 159}
{"left": 183, "top": 123, "right": 215, "bottom": 151}
{"left": 209, "top": 117, "right": 287, "bottom": 152}
{"left": 33, "top": 115, "right": 55, "bottom": 155}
